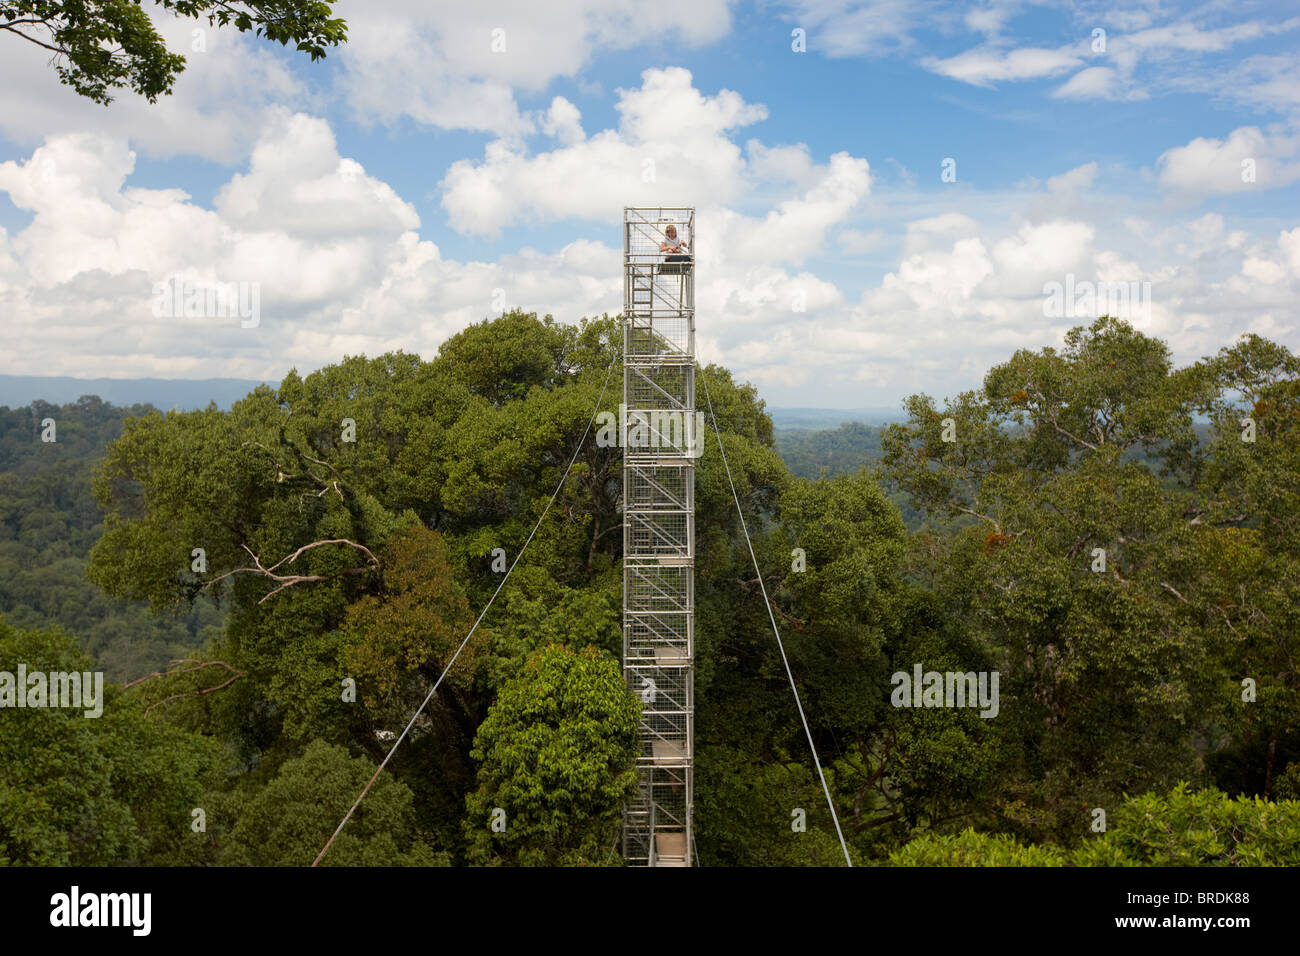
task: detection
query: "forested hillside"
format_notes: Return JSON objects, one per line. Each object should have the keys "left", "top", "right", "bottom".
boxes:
{"left": 2, "top": 311, "right": 1298, "bottom": 866}
{"left": 0, "top": 397, "right": 222, "bottom": 682}
{"left": 776, "top": 420, "right": 884, "bottom": 479}
{"left": 775, "top": 422, "right": 927, "bottom": 530}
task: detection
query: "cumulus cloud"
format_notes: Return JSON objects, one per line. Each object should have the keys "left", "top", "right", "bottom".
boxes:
{"left": 0, "top": 13, "right": 306, "bottom": 162}
{"left": 215, "top": 112, "right": 420, "bottom": 239}
{"left": 1, "top": 62, "right": 1297, "bottom": 408}
{"left": 438, "top": 68, "right": 770, "bottom": 236}
{"left": 1047, "top": 163, "right": 1098, "bottom": 195}
{"left": 0, "top": 118, "right": 621, "bottom": 381}
{"left": 708, "top": 152, "right": 872, "bottom": 267}
{"left": 1156, "top": 126, "right": 1300, "bottom": 195}
{"left": 331, "top": 0, "right": 732, "bottom": 137}
{"left": 542, "top": 97, "right": 586, "bottom": 145}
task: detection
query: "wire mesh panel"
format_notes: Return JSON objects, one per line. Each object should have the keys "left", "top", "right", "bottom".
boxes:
{"left": 623, "top": 207, "right": 695, "bottom": 866}
{"left": 627, "top": 364, "right": 692, "bottom": 409}
{"left": 625, "top": 564, "right": 692, "bottom": 613}
{"left": 625, "top": 612, "right": 692, "bottom": 664}
{"left": 625, "top": 464, "right": 692, "bottom": 511}
{"left": 626, "top": 511, "right": 692, "bottom": 559}
{"left": 625, "top": 314, "right": 693, "bottom": 360}
{"left": 626, "top": 271, "right": 694, "bottom": 320}
{"left": 624, "top": 208, "right": 694, "bottom": 265}
{"left": 639, "top": 711, "right": 691, "bottom": 762}
{"left": 627, "top": 664, "right": 692, "bottom": 712}
{"left": 623, "top": 409, "right": 701, "bottom": 458}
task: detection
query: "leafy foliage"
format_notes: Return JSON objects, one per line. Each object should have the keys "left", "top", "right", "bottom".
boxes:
{"left": 0, "top": 620, "right": 223, "bottom": 865}
{"left": 0, "top": 1, "right": 347, "bottom": 104}
{"left": 0, "top": 396, "right": 220, "bottom": 681}
{"left": 211, "top": 739, "right": 444, "bottom": 867}
{"left": 879, "top": 317, "right": 1300, "bottom": 842}
{"left": 463, "top": 644, "right": 638, "bottom": 866}
{"left": 886, "top": 828, "right": 1067, "bottom": 866}
{"left": 891, "top": 785, "right": 1300, "bottom": 867}
{"left": 5, "top": 310, "right": 1298, "bottom": 866}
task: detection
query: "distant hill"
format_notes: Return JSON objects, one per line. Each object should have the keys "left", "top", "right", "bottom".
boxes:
{"left": 1, "top": 379, "right": 905, "bottom": 427}
{"left": 767, "top": 406, "right": 906, "bottom": 429}
{"left": 0, "top": 396, "right": 223, "bottom": 680}
{"left": 0, "top": 375, "right": 269, "bottom": 411}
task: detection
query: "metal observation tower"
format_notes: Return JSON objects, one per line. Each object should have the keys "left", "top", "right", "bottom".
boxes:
{"left": 621, "top": 207, "right": 697, "bottom": 866}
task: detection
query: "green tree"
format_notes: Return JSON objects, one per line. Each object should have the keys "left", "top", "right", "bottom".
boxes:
{"left": 0, "top": 395, "right": 221, "bottom": 682}
{"left": 1, "top": 1, "right": 346, "bottom": 104}
{"left": 212, "top": 739, "right": 444, "bottom": 866}
{"left": 879, "top": 317, "right": 1246, "bottom": 841}
{"left": 886, "top": 828, "right": 1067, "bottom": 867}
{"left": 85, "top": 316, "right": 632, "bottom": 858}
{"left": 1074, "top": 784, "right": 1300, "bottom": 867}
{"left": 0, "top": 618, "right": 223, "bottom": 865}
{"left": 1192, "top": 336, "right": 1300, "bottom": 798}
{"left": 889, "top": 785, "right": 1300, "bottom": 867}
{"left": 463, "top": 644, "right": 639, "bottom": 866}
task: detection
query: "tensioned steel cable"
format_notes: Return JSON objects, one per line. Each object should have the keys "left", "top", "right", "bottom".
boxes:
{"left": 698, "top": 364, "right": 854, "bottom": 867}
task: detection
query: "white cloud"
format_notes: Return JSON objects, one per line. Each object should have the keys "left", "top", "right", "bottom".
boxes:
{"left": 745, "top": 141, "right": 820, "bottom": 191}
{"left": 708, "top": 153, "right": 873, "bottom": 267}
{"left": 1280, "top": 227, "right": 1300, "bottom": 277}
{"left": 1167, "top": 52, "right": 1300, "bottom": 116}
{"left": 1, "top": 63, "right": 1298, "bottom": 408}
{"left": 542, "top": 97, "right": 586, "bottom": 145}
{"left": 1105, "top": 9, "right": 1156, "bottom": 32}
{"left": 849, "top": 8, "right": 1300, "bottom": 115}
{"left": 0, "top": 122, "right": 626, "bottom": 381}
{"left": 1058, "top": 18, "right": 1300, "bottom": 105}
{"left": 1235, "top": 228, "right": 1300, "bottom": 289}
{"left": 1118, "top": 19, "right": 1292, "bottom": 56}
{"left": 1053, "top": 66, "right": 1117, "bottom": 99}
{"left": 838, "top": 228, "right": 889, "bottom": 254}
{"left": 991, "top": 220, "right": 1096, "bottom": 295}
{"left": 1052, "top": 66, "right": 1149, "bottom": 101}
{"left": 438, "top": 68, "right": 770, "bottom": 236}
{"left": 1156, "top": 125, "right": 1300, "bottom": 195}
{"left": 0, "top": 14, "right": 306, "bottom": 162}
{"left": 921, "top": 44, "right": 1082, "bottom": 86}
{"left": 1242, "top": 255, "right": 1286, "bottom": 284}
{"left": 780, "top": 0, "right": 922, "bottom": 57}
{"left": 214, "top": 112, "right": 420, "bottom": 238}
{"left": 900, "top": 213, "right": 981, "bottom": 256}
{"left": 331, "top": 0, "right": 732, "bottom": 136}
{"left": 1047, "top": 162, "right": 1098, "bottom": 195}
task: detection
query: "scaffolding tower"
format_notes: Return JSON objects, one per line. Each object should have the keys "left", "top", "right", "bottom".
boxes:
{"left": 622, "top": 207, "right": 696, "bottom": 867}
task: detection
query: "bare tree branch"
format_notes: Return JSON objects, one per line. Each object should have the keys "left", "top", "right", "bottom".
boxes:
{"left": 205, "top": 539, "right": 380, "bottom": 603}
{"left": 122, "top": 658, "right": 246, "bottom": 714}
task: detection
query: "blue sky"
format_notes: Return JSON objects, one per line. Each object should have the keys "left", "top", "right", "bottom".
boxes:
{"left": 0, "top": 0, "right": 1297, "bottom": 407}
